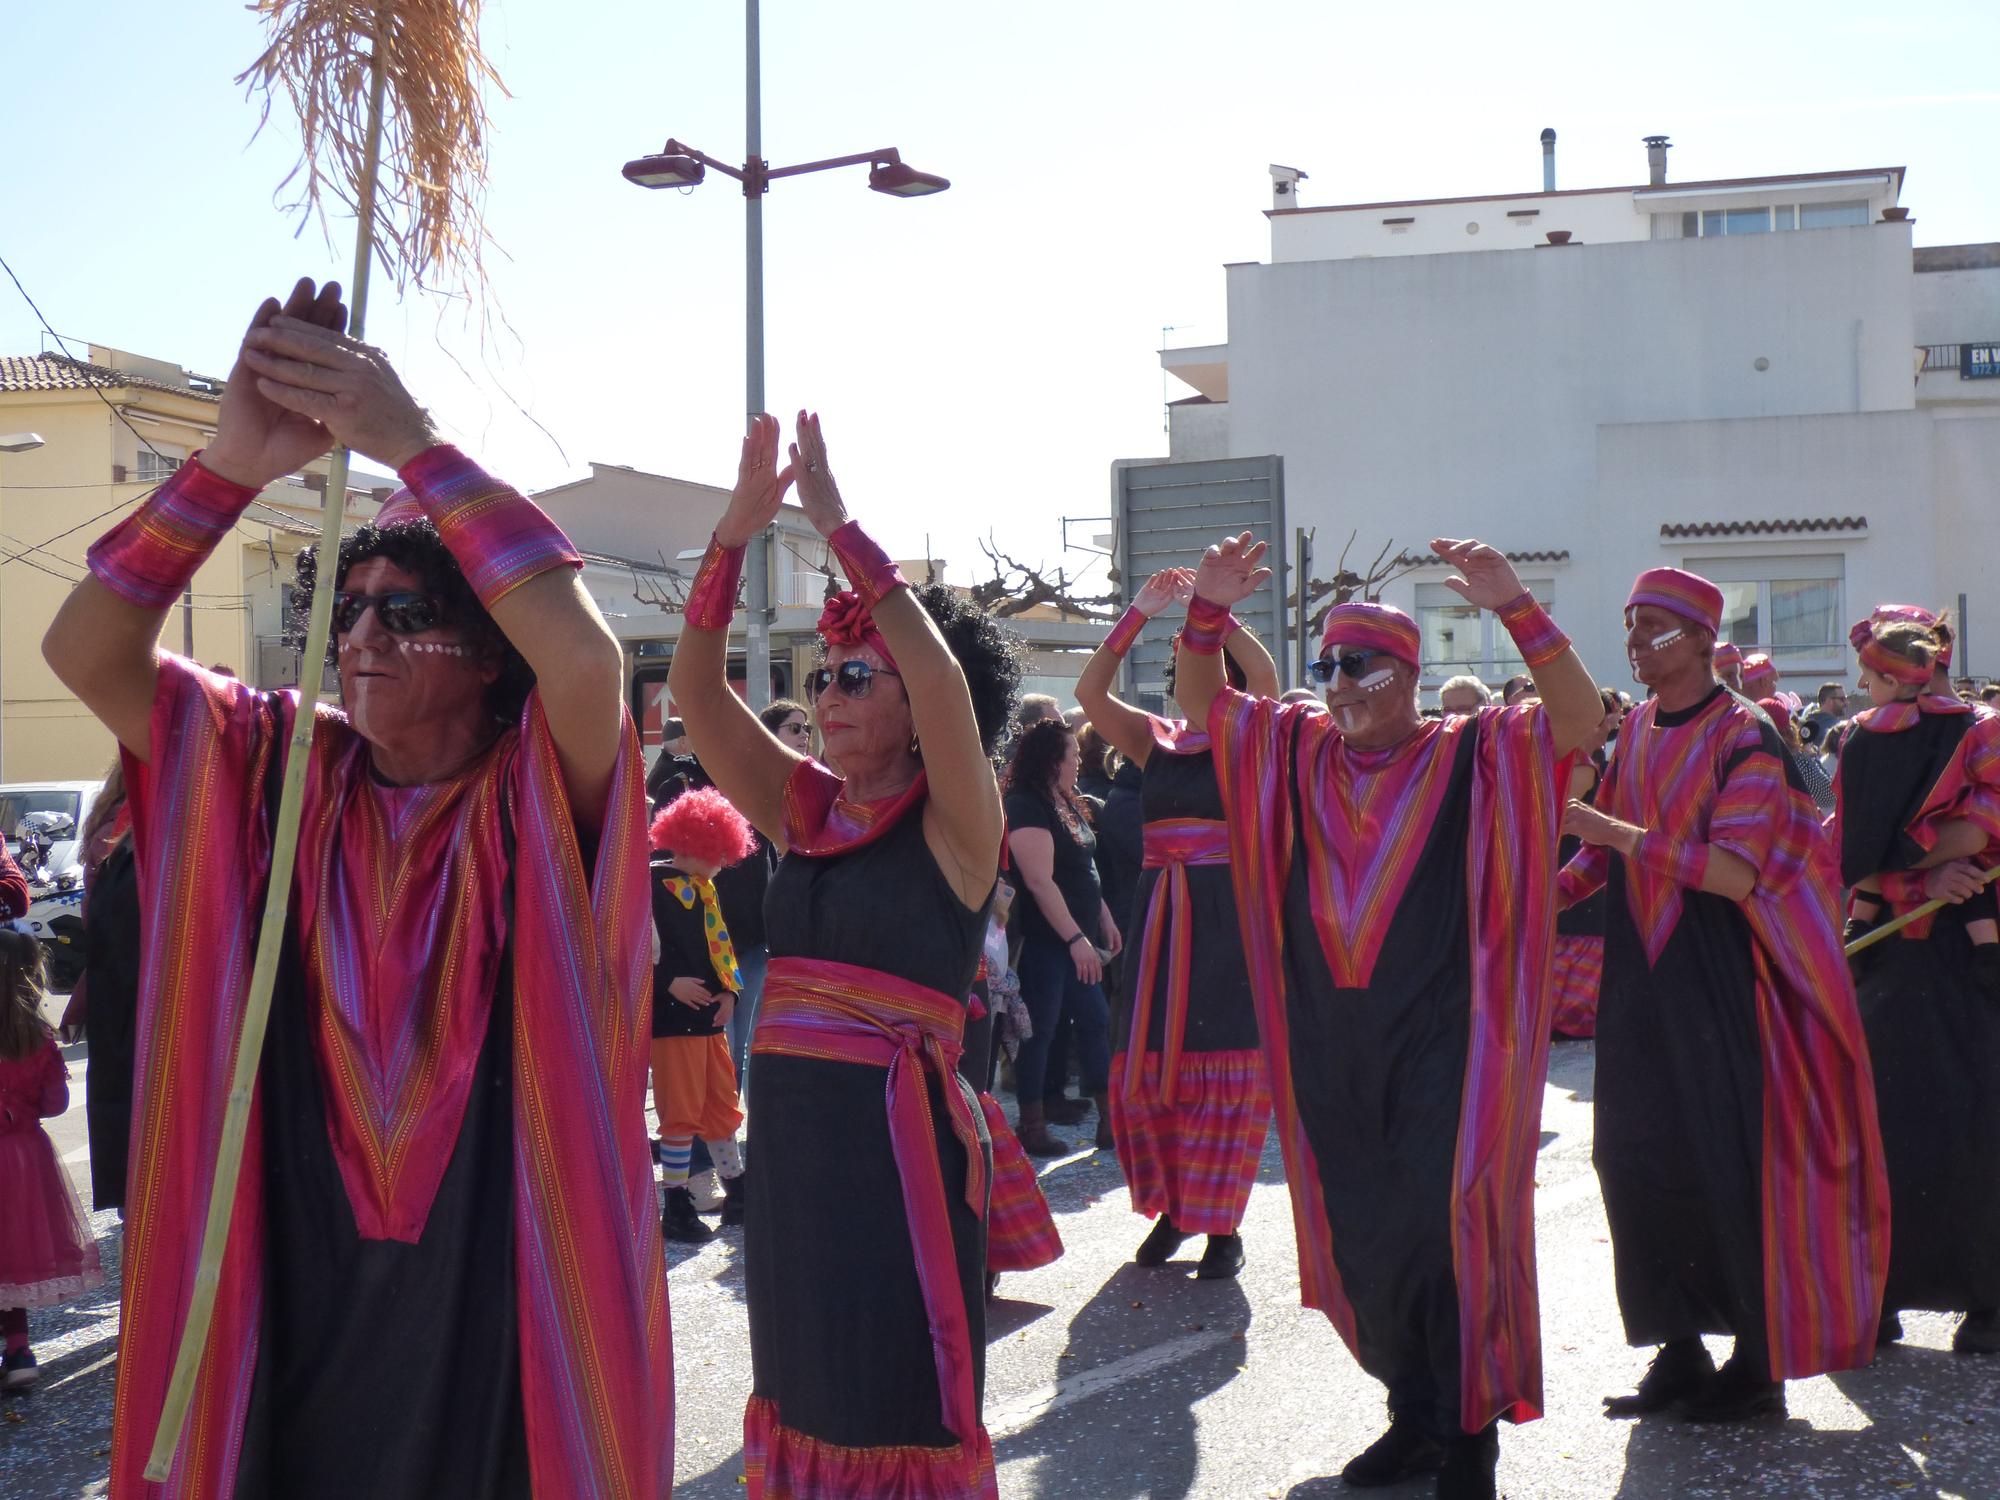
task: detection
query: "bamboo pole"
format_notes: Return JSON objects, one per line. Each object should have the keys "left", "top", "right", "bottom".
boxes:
{"left": 1843, "top": 864, "right": 2000, "bottom": 957}
{"left": 144, "top": 29, "right": 391, "bottom": 1483}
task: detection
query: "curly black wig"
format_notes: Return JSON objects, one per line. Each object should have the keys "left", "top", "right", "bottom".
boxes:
{"left": 1003, "top": 716, "right": 1076, "bottom": 799}
{"left": 292, "top": 518, "right": 536, "bottom": 725}
{"left": 913, "top": 582, "right": 1027, "bottom": 758}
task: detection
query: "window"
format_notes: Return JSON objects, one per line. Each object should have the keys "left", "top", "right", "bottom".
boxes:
{"left": 1800, "top": 200, "right": 1869, "bottom": 229}
{"left": 135, "top": 443, "right": 184, "bottom": 482}
{"left": 1689, "top": 554, "right": 1844, "bottom": 668}
{"left": 1678, "top": 201, "right": 1869, "bottom": 238}
{"left": 1415, "top": 580, "right": 1554, "bottom": 681}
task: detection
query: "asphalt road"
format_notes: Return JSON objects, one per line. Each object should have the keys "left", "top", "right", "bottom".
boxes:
{"left": 7, "top": 1039, "right": 1998, "bottom": 1498}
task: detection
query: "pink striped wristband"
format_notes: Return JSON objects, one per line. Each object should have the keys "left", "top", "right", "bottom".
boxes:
{"left": 400, "top": 444, "right": 581, "bottom": 610}
{"left": 1496, "top": 591, "right": 1570, "bottom": 669}
{"left": 1105, "top": 606, "right": 1147, "bottom": 657}
{"left": 828, "top": 520, "right": 906, "bottom": 608}
{"left": 684, "top": 535, "right": 746, "bottom": 628}
{"left": 1180, "top": 595, "right": 1233, "bottom": 655}
{"left": 86, "top": 454, "right": 258, "bottom": 609}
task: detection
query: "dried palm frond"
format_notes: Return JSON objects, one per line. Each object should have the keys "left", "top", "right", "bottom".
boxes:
{"left": 238, "top": 0, "right": 506, "bottom": 299}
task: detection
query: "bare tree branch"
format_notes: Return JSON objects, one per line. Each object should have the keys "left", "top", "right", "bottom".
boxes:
{"left": 970, "top": 535, "right": 1121, "bottom": 621}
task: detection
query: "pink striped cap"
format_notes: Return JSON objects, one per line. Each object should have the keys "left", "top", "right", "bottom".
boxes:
{"left": 1626, "top": 567, "right": 1723, "bottom": 635}
{"left": 1319, "top": 601, "right": 1421, "bottom": 666}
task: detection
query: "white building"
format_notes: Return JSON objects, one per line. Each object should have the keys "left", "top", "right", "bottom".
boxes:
{"left": 1120, "top": 134, "right": 2000, "bottom": 702}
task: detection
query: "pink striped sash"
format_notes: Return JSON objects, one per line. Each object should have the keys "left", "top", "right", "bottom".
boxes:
{"left": 752, "top": 956, "right": 987, "bottom": 1442}
{"left": 1121, "top": 818, "right": 1233, "bottom": 1107}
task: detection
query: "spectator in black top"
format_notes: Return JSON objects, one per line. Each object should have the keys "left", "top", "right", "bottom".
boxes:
{"left": 1005, "top": 718, "right": 1122, "bottom": 1154}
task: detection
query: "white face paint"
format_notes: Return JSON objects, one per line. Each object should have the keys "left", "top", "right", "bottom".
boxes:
{"left": 1650, "top": 628, "right": 1685, "bottom": 652}
{"left": 1357, "top": 667, "right": 1396, "bottom": 692}
{"left": 395, "top": 640, "right": 474, "bottom": 657}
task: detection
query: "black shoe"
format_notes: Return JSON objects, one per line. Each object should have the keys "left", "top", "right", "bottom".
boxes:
{"left": 1195, "top": 1233, "right": 1245, "bottom": 1280}
{"left": 1436, "top": 1427, "right": 1498, "bottom": 1500}
{"left": 662, "top": 1185, "right": 714, "bottom": 1243}
{"left": 719, "top": 1170, "right": 747, "bottom": 1227}
{"left": 1603, "top": 1338, "right": 1715, "bottom": 1417}
{"left": 1682, "top": 1355, "right": 1786, "bottom": 1423}
{"left": 1954, "top": 1309, "right": 2000, "bottom": 1355}
{"left": 1046, "top": 1095, "right": 1091, "bottom": 1126}
{"left": 1134, "top": 1215, "right": 1190, "bottom": 1267}
{"left": 1877, "top": 1310, "right": 1904, "bottom": 1347}
{"left": 0, "top": 1347, "right": 37, "bottom": 1392}
{"left": 1341, "top": 1419, "right": 1445, "bottom": 1488}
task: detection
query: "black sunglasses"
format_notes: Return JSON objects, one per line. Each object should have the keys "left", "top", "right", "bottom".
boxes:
{"left": 807, "top": 661, "right": 902, "bottom": 701}
{"left": 332, "top": 590, "right": 448, "bottom": 635}
{"left": 1305, "top": 649, "right": 1393, "bottom": 685}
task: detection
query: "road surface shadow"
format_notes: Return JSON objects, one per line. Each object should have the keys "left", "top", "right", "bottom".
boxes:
{"left": 995, "top": 1262, "right": 1252, "bottom": 1500}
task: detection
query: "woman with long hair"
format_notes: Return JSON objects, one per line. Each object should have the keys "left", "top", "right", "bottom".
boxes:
{"left": 669, "top": 411, "right": 1024, "bottom": 1497}
{"left": 1836, "top": 612, "right": 2000, "bottom": 1353}
{"left": 1004, "top": 717, "right": 1123, "bottom": 1155}
{"left": 1073, "top": 567, "right": 1279, "bottom": 1278}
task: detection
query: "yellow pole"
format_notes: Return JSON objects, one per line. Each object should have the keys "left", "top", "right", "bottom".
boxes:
{"left": 1843, "top": 864, "right": 2000, "bottom": 957}
{"left": 144, "top": 30, "right": 391, "bottom": 1483}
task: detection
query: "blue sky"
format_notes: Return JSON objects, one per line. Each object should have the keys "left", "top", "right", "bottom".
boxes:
{"left": 3, "top": 0, "right": 1996, "bottom": 587}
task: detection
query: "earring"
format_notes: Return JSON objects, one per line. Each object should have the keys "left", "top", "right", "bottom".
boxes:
{"left": 909, "top": 733, "right": 922, "bottom": 757}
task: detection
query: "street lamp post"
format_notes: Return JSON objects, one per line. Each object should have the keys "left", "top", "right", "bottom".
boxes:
{"left": 622, "top": 0, "right": 949, "bottom": 709}
{"left": 0, "top": 432, "right": 48, "bottom": 781}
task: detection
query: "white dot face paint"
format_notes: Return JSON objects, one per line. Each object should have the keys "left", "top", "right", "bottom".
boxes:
{"left": 1358, "top": 668, "right": 1396, "bottom": 693}
{"left": 395, "top": 640, "right": 473, "bottom": 658}
{"left": 1650, "top": 628, "right": 1686, "bottom": 652}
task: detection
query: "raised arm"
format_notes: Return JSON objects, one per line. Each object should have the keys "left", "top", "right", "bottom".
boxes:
{"left": 791, "top": 414, "right": 1002, "bottom": 902}
{"left": 1430, "top": 538, "right": 1600, "bottom": 758}
{"left": 1074, "top": 568, "right": 1193, "bottom": 768}
{"left": 1179, "top": 533, "right": 1272, "bottom": 730}
{"left": 666, "top": 415, "right": 804, "bottom": 844}
{"left": 45, "top": 279, "right": 349, "bottom": 760}
{"left": 1224, "top": 617, "right": 1282, "bottom": 700}
{"left": 238, "top": 305, "right": 623, "bottom": 825}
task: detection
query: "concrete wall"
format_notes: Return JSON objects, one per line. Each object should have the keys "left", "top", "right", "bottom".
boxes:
{"left": 1270, "top": 190, "right": 1649, "bottom": 263}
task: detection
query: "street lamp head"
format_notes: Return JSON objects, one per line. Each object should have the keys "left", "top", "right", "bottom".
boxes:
{"left": 868, "top": 159, "right": 950, "bottom": 198}
{"left": 0, "top": 433, "right": 45, "bottom": 454}
{"left": 622, "top": 153, "right": 706, "bottom": 189}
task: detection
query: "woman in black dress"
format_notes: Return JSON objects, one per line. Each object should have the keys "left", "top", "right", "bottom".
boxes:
{"left": 1074, "top": 567, "right": 1280, "bottom": 1277}
{"left": 670, "top": 411, "right": 1025, "bottom": 1498}
{"left": 1835, "top": 612, "right": 2000, "bottom": 1353}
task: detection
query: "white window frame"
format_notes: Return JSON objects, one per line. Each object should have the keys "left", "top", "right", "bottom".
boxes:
{"left": 1414, "top": 578, "right": 1555, "bottom": 686}
{"left": 1684, "top": 553, "right": 1846, "bottom": 675}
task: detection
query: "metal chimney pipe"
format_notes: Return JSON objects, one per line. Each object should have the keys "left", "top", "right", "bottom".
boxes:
{"left": 1540, "top": 128, "right": 1556, "bottom": 192}
{"left": 1644, "top": 134, "right": 1671, "bottom": 187}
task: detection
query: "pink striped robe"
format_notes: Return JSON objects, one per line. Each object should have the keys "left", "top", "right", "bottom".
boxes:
{"left": 111, "top": 658, "right": 670, "bottom": 1499}
{"left": 1208, "top": 692, "right": 1563, "bottom": 1432}
{"left": 1561, "top": 691, "right": 1889, "bottom": 1379}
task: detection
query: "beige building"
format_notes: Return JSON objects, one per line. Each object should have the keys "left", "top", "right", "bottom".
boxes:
{"left": 0, "top": 346, "right": 390, "bottom": 781}
{"left": 541, "top": 461, "right": 1107, "bottom": 756}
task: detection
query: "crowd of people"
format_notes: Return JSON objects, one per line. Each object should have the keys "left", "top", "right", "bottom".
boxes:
{"left": 0, "top": 274, "right": 1994, "bottom": 1500}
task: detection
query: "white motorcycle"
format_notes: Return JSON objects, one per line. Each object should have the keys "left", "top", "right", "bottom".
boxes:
{"left": 9, "top": 811, "right": 87, "bottom": 991}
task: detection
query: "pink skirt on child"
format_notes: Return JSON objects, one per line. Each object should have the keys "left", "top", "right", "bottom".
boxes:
{"left": 0, "top": 1085, "right": 103, "bottom": 1307}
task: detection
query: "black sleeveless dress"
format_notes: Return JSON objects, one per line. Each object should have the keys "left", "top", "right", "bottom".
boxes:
{"left": 1113, "top": 745, "right": 1258, "bottom": 1056}
{"left": 749, "top": 807, "right": 994, "bottom": 1453}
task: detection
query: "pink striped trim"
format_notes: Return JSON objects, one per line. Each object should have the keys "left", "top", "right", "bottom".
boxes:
{"left": 684, "top": 535, "right": 745, "bottom": 628}
{"left": 86, "top": 456, "right": 258, "bottom": 609}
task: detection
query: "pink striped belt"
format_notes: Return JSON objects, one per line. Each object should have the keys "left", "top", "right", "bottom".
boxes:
{"left": 752, "top": 955, "right": 986, "bottom": 1441}
{"left": 1121, "top": 818, "right": 1232, "bottom": 1107}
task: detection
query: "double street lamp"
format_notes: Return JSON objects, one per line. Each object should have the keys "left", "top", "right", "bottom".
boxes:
{"left": 622, "top": 0, "right": 949, "bottom": 710}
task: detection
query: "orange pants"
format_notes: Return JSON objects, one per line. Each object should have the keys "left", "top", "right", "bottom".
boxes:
{"left": 650, "top": 1033, "right": 745, "bottom": 1141}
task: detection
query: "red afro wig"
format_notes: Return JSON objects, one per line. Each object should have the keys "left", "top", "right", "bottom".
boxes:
{"left": 649, "top": 787, "right": 757, "bottom": 869}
